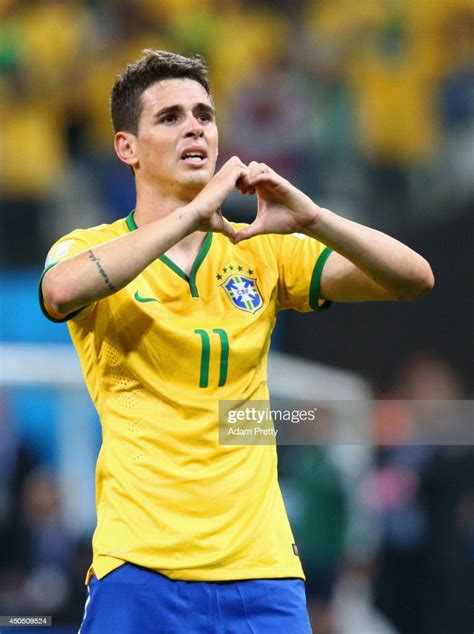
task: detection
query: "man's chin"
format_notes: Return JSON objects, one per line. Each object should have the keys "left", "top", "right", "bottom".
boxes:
{"left": 180, "top": 170, "right": 212, "bottom": 191}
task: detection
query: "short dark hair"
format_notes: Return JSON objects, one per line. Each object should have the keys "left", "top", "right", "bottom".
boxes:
{"left": 111, "top": 49, "right": 210, "bottom": 135}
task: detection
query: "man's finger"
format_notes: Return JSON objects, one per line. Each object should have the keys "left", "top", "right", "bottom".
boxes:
{"left": 247, "top": 172, "right": 279, "bottom": 187}
{"left": 233, "top": 221, "right": 264, "bottom": 244}
{"left": 219, "top": 218, "right": 236, "bottom": 241}
{"left": 236, "top": 181, "right": 256, "bottom": 196}
{"left": 248, "top": 161, "right": 269, "bottom": 181}
{"left": 236, "top": 172, "right": 251, "bottom": 190}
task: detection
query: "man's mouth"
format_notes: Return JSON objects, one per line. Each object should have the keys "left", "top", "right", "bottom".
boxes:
{"left": 180, "top": 148, "right": 208, "bottom": 166}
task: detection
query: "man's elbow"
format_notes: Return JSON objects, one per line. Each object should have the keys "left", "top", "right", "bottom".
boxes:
{"left": 42, "top": 272, "right": 76, "bottom": 314}
{"left": 395, "top": 265, "right": 435, "bottom": 301}
{"left": 43, "top": 286, "right": 72, "bottom": 314}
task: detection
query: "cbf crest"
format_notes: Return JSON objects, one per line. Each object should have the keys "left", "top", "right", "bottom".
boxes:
{"left": 221, "top": 274, "right": 263, "bottom": 314}
{"left": 219, "top": 270, "right": 263, "bottom": 314}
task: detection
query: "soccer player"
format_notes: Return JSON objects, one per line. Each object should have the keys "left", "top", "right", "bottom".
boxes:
{"left": 40, "top": 50, "right": 434, "bottom": 633}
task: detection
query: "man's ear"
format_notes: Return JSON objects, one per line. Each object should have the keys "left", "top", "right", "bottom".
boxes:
{"left": 114, "top": 131, "right": 139, "bottom": 167}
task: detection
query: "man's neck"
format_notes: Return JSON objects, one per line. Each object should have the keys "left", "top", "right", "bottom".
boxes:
{"left": 133, "top": 180, "right": 207, "bottom": 261}
{"left": 133, "top": 180, "right": 193, "bottom": 224}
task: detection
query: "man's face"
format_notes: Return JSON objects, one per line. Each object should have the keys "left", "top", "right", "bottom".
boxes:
{"left": 132, "top": 78, "right": 218, "bottom": 195}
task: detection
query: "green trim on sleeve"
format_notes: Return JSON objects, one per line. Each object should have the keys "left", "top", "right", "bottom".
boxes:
{"left": 38, "top": 262, "right": 90, "bottom": 323}
{"left": 309, "top": 247, "right": 333, "bottom": 311}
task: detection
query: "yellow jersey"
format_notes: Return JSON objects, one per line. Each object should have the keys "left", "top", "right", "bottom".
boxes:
{"left": 39, "top": 211, "right": 332, "bottom": 585}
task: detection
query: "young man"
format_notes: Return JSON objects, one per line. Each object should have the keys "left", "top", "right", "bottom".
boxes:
{"left": 40, "top": 50, "right": 434, "bottom": 633}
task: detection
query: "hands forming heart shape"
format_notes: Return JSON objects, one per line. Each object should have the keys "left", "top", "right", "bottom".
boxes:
{"left": 190, "top": 156, "right": 320, "bottom": 244}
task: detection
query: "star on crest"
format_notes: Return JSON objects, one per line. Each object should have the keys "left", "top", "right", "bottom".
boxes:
{"left": 216, "top": 263, "right": 255, "bottom": 279}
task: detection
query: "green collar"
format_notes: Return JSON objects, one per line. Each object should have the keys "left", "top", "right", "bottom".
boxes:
{"left": 125, "top": 209, "right": 212, "bottom": 298}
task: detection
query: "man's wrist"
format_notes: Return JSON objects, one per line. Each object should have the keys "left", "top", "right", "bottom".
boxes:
{"left": 174, "top": 204, "right": 201, "bottom": 235}
{"left": 300, "top": 202, "right": 324, "bottom": 237}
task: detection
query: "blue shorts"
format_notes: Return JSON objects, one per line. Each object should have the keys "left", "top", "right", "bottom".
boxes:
{"left": 78, "top": 563, "right": 312, "bottom": 633}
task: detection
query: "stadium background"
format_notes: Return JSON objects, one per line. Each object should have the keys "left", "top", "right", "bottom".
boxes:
{"left": 0, "top": 1, "right": 472, "bottom": 632}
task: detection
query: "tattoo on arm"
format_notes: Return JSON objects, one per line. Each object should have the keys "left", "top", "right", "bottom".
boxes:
{"left": 88, "top": 249, "right": 117, "bottom": 292}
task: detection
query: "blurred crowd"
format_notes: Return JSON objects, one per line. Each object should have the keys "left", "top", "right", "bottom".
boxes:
{"left": 0, "top": 0, "right": 473, "bottom": 266}
{"left": 1, "top": 352, "right": 473, "bottom": 633}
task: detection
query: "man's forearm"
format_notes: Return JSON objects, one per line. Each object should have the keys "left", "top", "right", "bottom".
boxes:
{"left": 304, "top": 205, "right": 434, "bottom": 299}
{"left": 42, "top": 207, "right": 198, "bottom": 314}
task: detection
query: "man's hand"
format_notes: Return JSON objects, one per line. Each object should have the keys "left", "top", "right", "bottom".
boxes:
{"left": 233, "top": 162, "right": 320, "bottom": 243}
{"left": 185, "top": 156, "right": 250, "bottom": 240}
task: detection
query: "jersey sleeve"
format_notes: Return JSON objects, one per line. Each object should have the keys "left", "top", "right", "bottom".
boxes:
{"left": 275, "top": 232, "right": 333, "bottom": 312}
{"left": 39, "top": 229, "right": 100, "bottom": 323}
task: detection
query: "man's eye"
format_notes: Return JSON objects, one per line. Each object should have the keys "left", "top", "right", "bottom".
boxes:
{"left": 197, "top": 113, "right": 212, "bottom": 122}
{"left": 162, "top": 114, "right": 178, "bottom": 123}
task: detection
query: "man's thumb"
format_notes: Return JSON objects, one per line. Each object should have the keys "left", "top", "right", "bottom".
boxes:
{"left": 219, "top": 218, "right": 236, "bottom": 241}
{"left": 233, "top": 222, "right": 262, "bottom": 244}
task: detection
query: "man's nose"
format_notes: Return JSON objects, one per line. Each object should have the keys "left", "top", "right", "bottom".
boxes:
{"left": 184, "top": 115, "right": 204, "bottom": 138}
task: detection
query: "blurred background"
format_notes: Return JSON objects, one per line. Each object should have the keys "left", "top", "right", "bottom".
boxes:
{"left": 0, "top": 0, "right": 473, "bottom": 632}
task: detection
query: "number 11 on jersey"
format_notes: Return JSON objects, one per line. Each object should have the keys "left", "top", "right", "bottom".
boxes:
{"left": 194, "top": 329, "right": 229, "bottom": 388}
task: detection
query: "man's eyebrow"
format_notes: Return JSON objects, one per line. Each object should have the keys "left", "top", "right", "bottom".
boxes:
{"left": 194, "top": 103, "right": 215, "bottom": 116}
{"left": 153, "top": 104, "right": 181, "bottom": 119}
{"left": 153, "top": 103, "right": 215, "bottom": 118}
